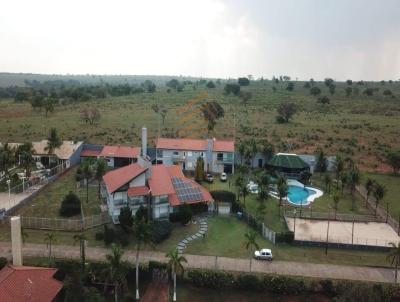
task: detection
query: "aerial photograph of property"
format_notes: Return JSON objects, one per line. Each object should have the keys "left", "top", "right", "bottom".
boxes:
{"left": 1, "top": 0, "right": 400, "bottom": 301}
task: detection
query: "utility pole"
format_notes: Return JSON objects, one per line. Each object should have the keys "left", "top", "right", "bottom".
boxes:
{"left": 351, "top": 220, "right": 355, "bottom": 245}
{"left": 293, "top": 209, "right": 297, "bottom": 238}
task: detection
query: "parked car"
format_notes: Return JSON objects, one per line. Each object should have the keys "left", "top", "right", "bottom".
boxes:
{"left": 247, "top": 181, "right": 259, "bottom": 194}
{"left": 254, "top": 249, "right": 273, "bottom": 261}
{"left": 205, "top": 173, "right": 214, "bottom": 183}
{"left": 220, "top": 172, "right": 227, "bottom": 182}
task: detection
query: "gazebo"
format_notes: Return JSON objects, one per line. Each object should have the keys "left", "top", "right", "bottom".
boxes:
{"left": 266, "top": 153, "right": 310, "bottom": 179}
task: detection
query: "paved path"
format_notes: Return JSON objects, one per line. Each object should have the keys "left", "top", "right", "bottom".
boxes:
{"left": 0, "top": 242, "right": 397, "bottom": 284}
{"left": 177, "top": 215, "right": 209, "bottom": 253}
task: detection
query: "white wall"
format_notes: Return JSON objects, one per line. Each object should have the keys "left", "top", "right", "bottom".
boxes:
{"left": 129, "top": 173, "right": 146, "bottom": 187}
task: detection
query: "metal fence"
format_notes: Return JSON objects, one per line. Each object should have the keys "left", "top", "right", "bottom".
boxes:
{"left": 240, "top": 210, "right": 276, "bottom": 244}
{"left": 284, "top": 208, "right": 382, "bottom": 223}
{"left": 2, "top": 212, "right": 111, "bottom": 232}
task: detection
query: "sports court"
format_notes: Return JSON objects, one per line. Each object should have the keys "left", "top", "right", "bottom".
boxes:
{"left": 286, "top": 217, "right": 400, "bottom": 247}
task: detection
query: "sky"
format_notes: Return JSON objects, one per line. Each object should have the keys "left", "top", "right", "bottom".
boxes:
{"left": 0, "top": 0, "right": 399, "bottom": 80}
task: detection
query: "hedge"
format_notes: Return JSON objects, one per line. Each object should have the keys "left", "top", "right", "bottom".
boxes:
{"left": 275, "top": 231, "right": 294, "bottom": 244}
{"left": 151, "top": 220, "right": 172, "bottom": 243}
{"left": 210, "top": 190, "right": 236, "bottom": 204}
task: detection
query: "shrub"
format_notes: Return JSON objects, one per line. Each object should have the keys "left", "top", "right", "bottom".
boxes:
{"left": 263, "top": 275, "right": 305, "bottom": 294}
{"left": 59, "top": 192, "right": 81, "bottom": 217}
{"left": 148, "top": 260, "right": 168, "bottom": 271}
{"left": 276, "top": 115, "right": 286, "bottom": 124}
{"left": 118, "top": 206, "right": 133, "bottom": 232}
{"left": 151, "top": 220, "right": 172, "bottom": 243}
{"left": 169, "top": 212, "right": 181, "bottom": 223}
{"left": 187, "top": 270, "right": 235, "bottom": 290}
{"left": 179, "top": 205, "right": 192, "bottom": 225}
{"left": 0, "top": 257, "right": 8, "bottom": 269}
{"left": 236, "top": 274, "right": 264, "bottom": 291}
{"left": 95, "top": 232, "right": 104, "bottom": 241}
{"left": 135, "top": 205, "right": 149, "bottom": 222}
{"left": 276, "top": 231, "right": 294, "bottom": 243}
{"left": 210, "top": 190, "right": 236, "bottom": 203}
{"left": 103, "top": 224, "right": 115, "bottom": 246}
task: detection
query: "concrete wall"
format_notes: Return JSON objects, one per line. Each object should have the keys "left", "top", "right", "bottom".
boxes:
{"left": 69, "top": 143, "right": 84, "bottom": 166}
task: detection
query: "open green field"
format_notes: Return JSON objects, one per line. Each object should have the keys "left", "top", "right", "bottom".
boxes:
{"left": 1, "top": 76, "right": 400, "bottom": 173}
{"left": 14, "top": 166, "right": 102, "bottom": 218}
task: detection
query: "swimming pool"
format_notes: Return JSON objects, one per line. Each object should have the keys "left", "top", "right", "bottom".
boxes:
{"left": 287, "top": 185, "right": 317, "bottom": 205}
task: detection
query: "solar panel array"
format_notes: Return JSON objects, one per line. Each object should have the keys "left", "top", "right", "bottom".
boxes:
{"left": 172, "top": 177, "right": 203, "bottom": 203}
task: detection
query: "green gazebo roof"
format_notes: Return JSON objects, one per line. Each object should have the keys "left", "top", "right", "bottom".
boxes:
{"left": 267, "top": 153, "right": 309, "bottom": 170}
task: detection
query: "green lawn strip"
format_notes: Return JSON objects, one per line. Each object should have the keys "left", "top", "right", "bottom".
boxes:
{"left": 363, "top": 173, "right": 400, "bottom": 219}
{"left": 15, "top": 166, "right": 102, "bottom": 218}
{"left": 185, "top": 216, "right": 390, "bottom": 267}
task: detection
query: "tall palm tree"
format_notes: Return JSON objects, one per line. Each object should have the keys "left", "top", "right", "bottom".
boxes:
{"left": 387, "top": 242, "right": 400, "bottom": 283}
{"left": 332, "top": 191, "right": 340, "bottom": 220}
{"left": 243, "top": 230, "right": 260, "bottom": 259}
{"left": 235, "top": 174, "right": 244, "bottom": 202}
{"left": 81, "top": 160, "right": 93, "bottom": 204}
{"left": 104, "top": 244, "right": 127, "bottom": 302}
{"left": 238, "top": 142, "right": 246, "bottom": 165}
{"left": 365, "top": 178, "right": 375, "bottom": 207}
{"left": 250, "top": 138, "right": 258, "bottom": 168}
{"left": 315, "top": 148, "right": 327, "bottom": 176}
{"left": 166, "top": 248, "right": 187, "bottom": 302}
{"left": 257, "top": 185, "right": 269, "bottom": 203}
{"left": 18, "top": 143, "right": 34, "bottom": 178}
{"left": 277, "top": 181, "right": 288, "bottom": 209}
{"left": 132, "top": 218, "right": 153, "bottom": 300}
{"left": 334, "top": 155, "right": 344, "bottom": 189}
{"left": 45, "top": 128, "right": 62, "bottom": 166}
{"left": 324, "top": 173, "right": 332, "bottom": 193}
{"left": 73, "top": 233, "right": 87, "bottom": 273}
{"left": 347, "top": 168, "right": 360, "bottom": 211}
{"left": 340, "top": 173, "right": 348, "bottom": 195}
{"left": 241, "top": 183, "right": 249, "bottom": 207}
{"left": 373, "top": 183, "right": 386, "bottom": 217}
{"left": 261, "top": 140, "right": 275, "bottom": 164}
{"left": 44, "top": 232, "right": 56, "bottom": 263}
{"left": 95, "top": 159, "right": 107, "bottom": 199}
{"left": 0, "top": 143, "right": 15, "bottom": 175}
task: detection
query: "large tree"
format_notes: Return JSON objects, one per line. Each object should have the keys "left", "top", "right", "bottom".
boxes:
{"left": 201, "top": 101, "right": 224, "bottom": 134}
{"left": 373, "top": 183, "right": 386, "bottom": 216}
{"left": 387, "top": 151, "right": 400, "bottom": 175}
{"left": 45, "top": 128, "right": 62, "bottom": 162}
{"left": 347, "top": 167, "right": 360, "bottom": 211}
{"left": 276, "top": 102, "right": 296, "bottom": 123}
{"left": 95, "top": 159, "right": 107, "bottom": 199}
{"left": 16, "top": 143, "right": 34, "bottom": 177}
{"left": 315, "top": 148, "right": 328, "bottom": 174}
{"left": 0, "top": 143, "right": 15, "bottom": 175}
{"left": 81, "top": 159, "right": 93, "bottom": 204}
{"left": 73, "top": 233, "right": 87, "bottom": 273}
{"left": 243, "top": 230, "right": 259, "bottom": 260}
{"left": 104, "top": 244, "right": 127, "bottom": 302}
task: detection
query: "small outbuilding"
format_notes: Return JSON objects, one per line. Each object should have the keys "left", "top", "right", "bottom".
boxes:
{"left": 266, "top": 153, "right": 310, "bottom": 179}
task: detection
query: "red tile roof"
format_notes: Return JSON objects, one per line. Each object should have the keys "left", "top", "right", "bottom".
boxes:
{"left": 0, "top": 265, "right": 63, "bottom": 302}
{"left": 213, "top": 140, "right": 235, "bottom": 152}
{"left": 80, "top": 149, "right": 101, "bottom": 157}
{"left": 127, "top": 186, "right": 150, "bottom": 197}
{"left": 148, "top": 165, "right": 176, "bottom": 196}
{"left": 157, "top": 138, "right": 207, "bottom": 151}
{"left": 156, "top": 138, "right": 234, "bottom": 152}
{"left": 103, "top": 164, "right": 147, "bottom": 193}
{"left": 100, "top": 146, "right": 140, "bottom": 158}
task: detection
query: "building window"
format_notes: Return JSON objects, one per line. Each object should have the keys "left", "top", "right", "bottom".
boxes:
{"left": 187, "top": 151, "right": 192, "bottom": 157}
{"left": 173, "top": 151, "right": 179, "bottom": 155}
{"left": 217, "top": 153, "right": 223, "bottom": 161}
{"left": 187, "top": 162, "right": 193, "bottom": 168}
{"left": 156, "top": 149, "right": 163, "bottom": 157}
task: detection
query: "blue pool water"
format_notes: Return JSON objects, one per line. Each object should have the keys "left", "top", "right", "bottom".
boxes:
{"left": 287, "top": 185, "right": 317, "bottom": 205}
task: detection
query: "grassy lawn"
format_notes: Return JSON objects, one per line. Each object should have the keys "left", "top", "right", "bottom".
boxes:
{"left": 15, "top": 166, "right": 102, "bottom": 218}
{"left": 363, "top": 173, "right": 400, "bottom": 219}
{"left": 185, "top": 216, "right": 390, "bottom": 267}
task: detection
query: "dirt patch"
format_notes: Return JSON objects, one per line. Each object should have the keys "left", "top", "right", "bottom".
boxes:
{"left": 0, "top": 110, "right": 28, "bottom": 118}
{"left": 141, "top": 283, "right": 169, "bottom": 302}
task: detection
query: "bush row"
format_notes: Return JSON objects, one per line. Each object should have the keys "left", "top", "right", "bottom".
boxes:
{"left": 186, "top": 269, "right": 400, "bottom": 300}
{"left": 210, "top": 190, "right": 236, "bottom": 204}
{"left": 275, "top": 231, "right": 294, "bottom": 243}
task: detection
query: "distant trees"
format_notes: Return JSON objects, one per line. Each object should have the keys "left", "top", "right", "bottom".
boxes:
{"left": 141, "top": 80, "right": 156, "bottom": 93}
{"left": 152, "top": 104, "right": 168, "bottom": 125}
{"left": 224, "top": 83, "right": 241, "bottom": 96}
{"left": 363, "top": 88, "right": 375, "bottom": 96}
{"left": 276, "top": 102, "right": 297, "bottom": 123}
{"left": 238, "top": 77, "right": 250, "bottom": 86}
{"left": 346, "top": 79, "right": 353, "bottom": 85}
{"left": 166, "top": 79, "right": 184, "bottom": 91}
{"left": 44, "top": 97, "right": 57, "bottom": 117}
{"left": 239, "top": 91, "right": 252, "bottom": 106}
{"left": 324, "top": 78, "right": 334, "bottom": 87}
{"left": 286, "top": 82, "right": 295, "bottom": 91}
{"left": 387, "top": 151, "right": 400, "bottom": 175}
{"left": 383, "top": 89, "right": 393, "bottom": 97}
{"left": 345, "top": 87, "right": 352, "bottom": 97}
{"left": 317, "top": 96, "right": 330, "bottom": 104}
{"left": 201, "top": 101, "right": 224, "bottom": 133}
{"left": 80, "top": 107, "right": 101, "bottom": 125}
{"left": 206, "top": 81, "right": 216, "bottom": 88}
{"left": 310, "top": 86, "right": 321, "bottom": 97}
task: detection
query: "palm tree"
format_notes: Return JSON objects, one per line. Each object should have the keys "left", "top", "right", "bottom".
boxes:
{"left": 324, "top": 173, "right": 332, "bottom": 193}
{"left": 95, "top": 159, "right": 107, "bottom": 199}
{"left": 241, "top": 183, "right": 249, "bottom": 207}
{"left": 238, "top": 142, "right": 246, "bottom": 165}
{"left": 250, "top": 138, "right": 258, "bottom": 168}
{"left": 277, "top": 181, "right": 288, "bottom": 210}
{"left": 257, "top": 185, "right": 269, "bottom": 203}
{"left": 104, "top": 244, "right": 127, "bottom": 302}
{"left": 81, "top": 160, "right": 93, "bottom": 204}
{"left": 73, "top": 233, "right": 87, "bottom": 273}
{"left": 332, "top": 191, "right": 340, "bottom": 219}
{"left": 387, "top": 242, "right": 400, "bottom": 283}
{"left": 255, "top": 202, "right": 267, "bottom": 222}
{"left": 315, "top": 148, "right": 327, "bottom": 176}
{"left": 44, "top": 232, "right": 56, "bottom": 263}
{"left": 45, "top": 128, "right": 62, "bottom": 166}
{"left": 347, "top": 168, "right": 360, "bottom": 211}
{"left": 365, "top": 178, "right": 375, "bottom": 207}
{"left": 166, "top": 248, "right": 187, "bottom": 302}
{"left": 340, "top": 173, "right": 348, "bottom": 195}
{"left": 132, "top": 217, "right": 153, "bottom": 300}
{"left": 243, "top": 230, "right": 260, "bottom": 259}
{"left": 373, "top": 183, "right": 386, "bottom": 217}
{"left": 18, "top": 143, "right": 34, "bottom": 178}
{"left": 234, "top": 173, "right": 244, "bottom": 202}
{"left": 0, "top": 143, "right": 15, "bottom": 175}
{"left": 261, "top": 140, "right": 275, "bottom": 164}
{"left": 334, "top": 155, "right": 344, "bottom": 189}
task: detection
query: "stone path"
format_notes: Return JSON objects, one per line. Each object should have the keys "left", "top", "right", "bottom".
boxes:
{"left": 0, "top": 242, "right": 397, "bottom": 284}
{"left": 177, "top": 215, "right": 209, "bottom": 253}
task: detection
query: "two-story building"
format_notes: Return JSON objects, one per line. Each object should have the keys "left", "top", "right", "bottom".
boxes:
{"left": 156, "top": 138, "right": 235, "bottom": 174}
{"left": 102, "top": 162, "right": 213, "bottom": 223}
{"left": 99, "top": 145, "right": 141, "bottom": 168}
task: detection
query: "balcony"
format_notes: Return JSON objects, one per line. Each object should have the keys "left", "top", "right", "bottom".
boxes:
{"left": 171, "top": 154, "right": 185, "bottom": 161}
